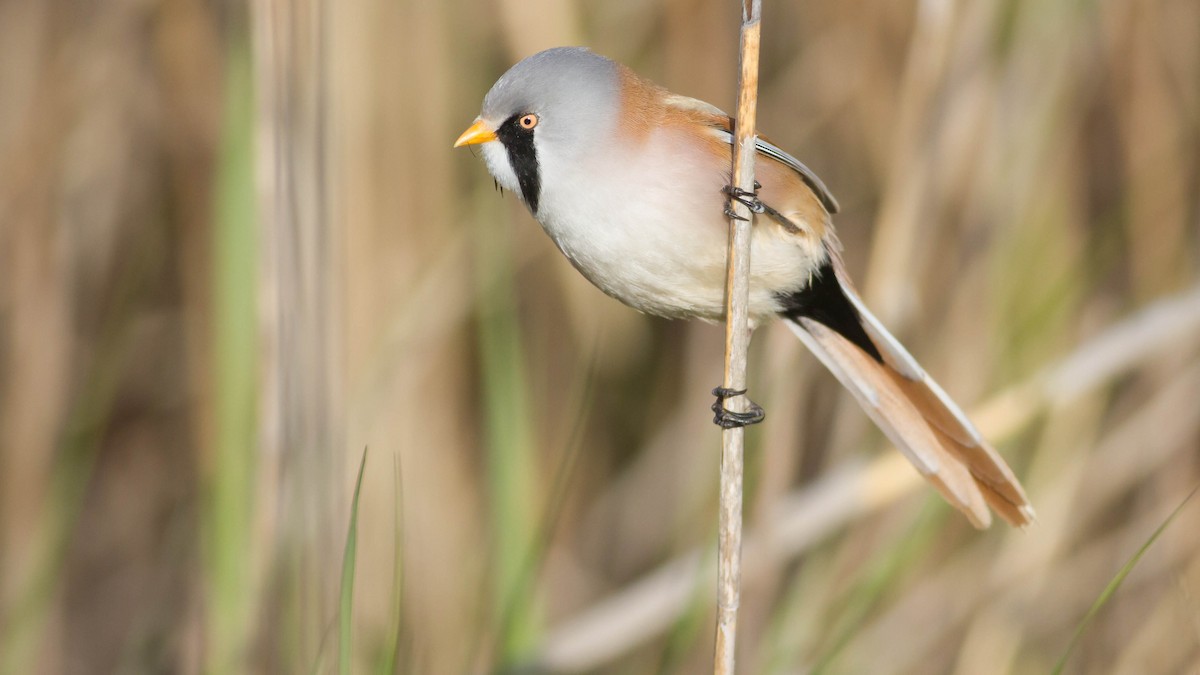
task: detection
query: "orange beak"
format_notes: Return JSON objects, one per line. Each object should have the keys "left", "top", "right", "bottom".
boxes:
{"left": 453, "top": 119, "right": 498, "bottom": 147}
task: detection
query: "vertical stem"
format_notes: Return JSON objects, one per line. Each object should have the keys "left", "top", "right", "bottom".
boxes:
{"left": 253, "top": 0, "right": 341, "bottom": 665}
{"left": 715, "top": 2, "right": 762, "bottom": 674}
{"left": 475, "top": 208, "right": 541, "bottom": 663}
{"left": 210, "top": 30, "right": 258, "bottom": 672}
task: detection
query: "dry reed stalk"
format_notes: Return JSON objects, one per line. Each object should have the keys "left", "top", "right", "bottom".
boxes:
{"left": 715, "top": 2, "right": 762, "bottom": 673}
{"left": 253, "top": 0, "right": 341, "bottom": 663}
{"left": 861, "top": 0, "right": 956, "bottom": 324}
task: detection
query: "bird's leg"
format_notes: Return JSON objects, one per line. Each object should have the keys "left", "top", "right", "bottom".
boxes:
{"left": 723, "top": 181, "right": 765, "bottom": 221}
{"left": 711, "top": 387, "right": 766, "bottom": 429}
{"left": 716, "top": 180, "right": 767, "bottom": 427}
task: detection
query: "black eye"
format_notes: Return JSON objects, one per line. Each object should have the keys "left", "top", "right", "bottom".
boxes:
{"left": 518, "top": 114, "right": 538, "bottom": 130}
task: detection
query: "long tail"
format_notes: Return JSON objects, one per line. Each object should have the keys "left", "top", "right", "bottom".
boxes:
{"left": 779, "top": 255, "right": 1034, "bottom": 528}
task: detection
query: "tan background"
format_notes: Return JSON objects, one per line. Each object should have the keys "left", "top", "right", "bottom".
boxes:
{"left": 1, "top": 0, "right": 1198, "bottom": 673}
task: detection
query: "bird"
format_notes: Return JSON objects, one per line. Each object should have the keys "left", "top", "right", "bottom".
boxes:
{"left": 453, "top": 46, "right": 1034, "bottom": 529}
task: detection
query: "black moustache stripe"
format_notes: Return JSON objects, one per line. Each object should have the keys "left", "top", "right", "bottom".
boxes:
{"left": 497, "top": 115, "right": 541, "bottom": 214}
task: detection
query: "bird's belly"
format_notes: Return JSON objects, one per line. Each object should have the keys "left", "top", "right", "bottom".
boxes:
{"left": 536, "top": 176, "right": 819, "bottom": 322}
{"left": 545, "top": 208, "right": 726, "bottom": 319}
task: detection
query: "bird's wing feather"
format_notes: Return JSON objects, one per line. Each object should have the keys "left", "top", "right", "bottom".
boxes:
{"left": 708, "top": 127, "right": 840, "bottom": 215}
{"left": 659, "top": 94, "right": 840, "bottom": 214}
{"left": 750, "top": 136, "right": 839, "bottom": 214}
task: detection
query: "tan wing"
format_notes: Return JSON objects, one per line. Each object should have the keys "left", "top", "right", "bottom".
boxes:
{"left": 657, "top": 91, "right": 839, "bottom": 216}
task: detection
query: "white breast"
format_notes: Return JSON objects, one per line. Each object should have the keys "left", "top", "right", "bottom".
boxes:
{"left": 489, "top": 127, "right": 824, "bottom": 322}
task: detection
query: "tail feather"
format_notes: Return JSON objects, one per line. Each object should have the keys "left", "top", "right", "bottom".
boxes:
{"left": 781, "top": 258, "right": 1034, "bottom": 528}
{"left": 928, "top": 423, "right": 1032, "bottom": 527}
{"left": 787, "top": 318, "right": 996, "bottom": 527}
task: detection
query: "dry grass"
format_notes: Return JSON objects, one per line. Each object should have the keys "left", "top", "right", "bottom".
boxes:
{"left": 1, "top": 0, "right": 1198, "bottom": 673}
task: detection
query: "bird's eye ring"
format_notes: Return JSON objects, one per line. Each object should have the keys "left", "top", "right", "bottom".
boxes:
{"left": 519, "top": 114, "right": 539, "bottom": 130}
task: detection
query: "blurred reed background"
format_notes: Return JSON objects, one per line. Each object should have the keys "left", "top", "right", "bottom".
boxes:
{"left": 1, "top": 0, "right": 1199, "bottom": 673}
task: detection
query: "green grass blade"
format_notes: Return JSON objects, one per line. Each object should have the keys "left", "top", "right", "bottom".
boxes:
{"left": 340, "top": 447, "right": 370, "bottom": 675}
{"left": 377, "top": 453, "right": 406, "bottom": 675}
{"left": 206, "top": 30, "right": 259, "bottom": 674}
{"left": 462, "top": 335, "right": 598, "bottom": 673}
{"left": 0, "top": 267, "right": 139, "bottom": 675}
{"left": 1052, "top": 485, "right": 1199, "bottom": 675}
{"left": 472, "top": 202, "right": 541, "bottom": 664}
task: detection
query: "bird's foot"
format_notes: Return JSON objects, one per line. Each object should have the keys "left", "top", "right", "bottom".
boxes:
{"left": 723, "top": 182, "right": 765, "bottom": 221}
{"left": 711, "top": 386, "right": 766, "bottom": 429}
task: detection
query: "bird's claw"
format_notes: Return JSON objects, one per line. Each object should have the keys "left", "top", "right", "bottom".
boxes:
{"left": 723, "top": 183, "right": 765, "bottom": 220}
{"left": 711, "top": 386, "right": 766, "bottom": 429}
{"left": 724, "top": 204, "right": 749, "bottom": 221}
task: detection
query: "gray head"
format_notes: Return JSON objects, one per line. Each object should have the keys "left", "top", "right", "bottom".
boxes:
{"left": 456, "top": 47, "right": 621, "bottom": 215}
{"left": 481, "top": 47, "right": 618, "bottom": 130}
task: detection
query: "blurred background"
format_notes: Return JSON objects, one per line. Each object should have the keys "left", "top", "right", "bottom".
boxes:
{"left": 2, "top": 0, "right": 1199, "bottom": 673}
